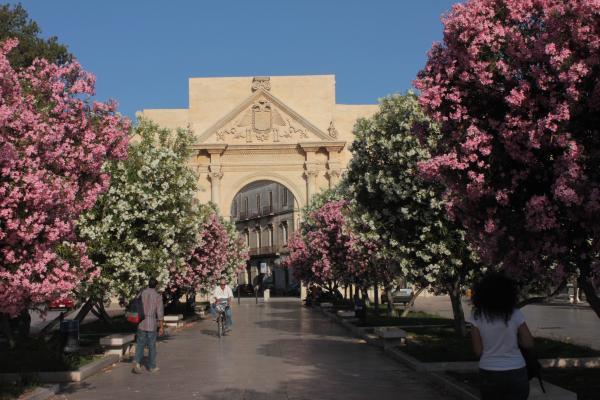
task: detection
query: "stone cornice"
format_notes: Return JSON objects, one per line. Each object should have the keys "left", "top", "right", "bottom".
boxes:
{"left": 299, "top": 141, "right": 346, "bottom": 152}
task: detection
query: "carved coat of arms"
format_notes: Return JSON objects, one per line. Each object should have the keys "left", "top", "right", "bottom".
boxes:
{"left": 235, "top": 99, "right": 286, "bottom": 141}
{"left": 252, "top": 100, "right": 272, "bottom": 132}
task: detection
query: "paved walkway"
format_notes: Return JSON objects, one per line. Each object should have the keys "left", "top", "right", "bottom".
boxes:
{"left": 52, "top": 299, "right": 455, "bottom": 400}
{"left": 414, "top": 295, "right": 600, "bottom": 350}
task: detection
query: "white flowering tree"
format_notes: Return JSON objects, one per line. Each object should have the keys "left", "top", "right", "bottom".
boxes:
{"left": 345, "top": 94, "right": 481, "bottom": 335}
{"left": 77, "top": 118, "right": 200, "bottom": 320}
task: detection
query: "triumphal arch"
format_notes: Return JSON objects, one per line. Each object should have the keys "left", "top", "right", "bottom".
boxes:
{"left": 141, "top": 75, "right": 377, "bottom": 219}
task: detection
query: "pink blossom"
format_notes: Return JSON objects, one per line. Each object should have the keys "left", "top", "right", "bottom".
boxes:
{"left": 0, "top": 40, "right": 130, "bottom": 316}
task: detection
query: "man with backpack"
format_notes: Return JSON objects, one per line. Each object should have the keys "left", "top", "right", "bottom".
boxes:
{"left": 131, "top": 277, "right": 164, "bottom": 374}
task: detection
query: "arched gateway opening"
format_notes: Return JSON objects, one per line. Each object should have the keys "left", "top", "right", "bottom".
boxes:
{"left": 230, "top": 180, "right": 301, "bottom": 296}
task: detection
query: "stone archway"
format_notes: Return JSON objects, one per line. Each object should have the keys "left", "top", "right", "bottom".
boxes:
{"left": 141, "top": 74, "right": 378, "bottom": 221}
{"left": 222, "top": 172, "right": 305, "bottom": 220}
{"left": 229, "top": 179, "right": 300, "bottom": 295}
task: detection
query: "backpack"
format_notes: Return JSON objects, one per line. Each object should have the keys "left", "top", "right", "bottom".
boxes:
{"left": 126, "top": 294, "right": 145, "bottom": 324}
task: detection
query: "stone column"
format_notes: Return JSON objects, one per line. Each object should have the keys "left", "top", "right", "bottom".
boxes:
{"left": 304, "top": 169, "right": 319, "bottom": 201}
{"left": 326, "top": 169, "right": 342, "bottom": 188}
{"left": 204, "top": 144, "right": 227, "bottom": 208}
{"left": 300, "top": 144, "right": 321, "bottom": 203}
{"left": 326, "top": 145, "right": 344, "bottom": 189}
{"left": 208, "top": 165, "right": 223, "bottom": 205}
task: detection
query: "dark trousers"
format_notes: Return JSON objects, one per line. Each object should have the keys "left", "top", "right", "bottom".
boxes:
{"left": 480, "top": 367, "right": 529, "bottom": 400}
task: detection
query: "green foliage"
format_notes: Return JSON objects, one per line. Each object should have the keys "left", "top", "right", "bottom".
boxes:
{"left": 77, "top": 118, "right": 201, "bottom": 302}
{"left": 0, "top": 3, "right": 72, "bottom": 68}
{"left": 345, "top": 93, "right": 480, "bottom": 292}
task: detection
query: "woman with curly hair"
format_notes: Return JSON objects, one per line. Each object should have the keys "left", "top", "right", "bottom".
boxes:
{"left": 470, "top": 272, "right": 535, "bottom": 400}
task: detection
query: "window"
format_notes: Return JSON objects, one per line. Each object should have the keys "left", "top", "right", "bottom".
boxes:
{"left": 256, "top": 228, "right": 262, "bottom": 248}
{"left": 244, "top": 197, "right": 249, "bottom": 214}
{"left": 268, "top": 226, "right": 274, "bottom": 246}
{"left": 256, "top": 194, "right": 261, "bottom": 211}
{"left": 282, "top": 187, "right": 288, "bottom": 206}
{"left": 233, "top": 198, "right": 238, "bottom": 217}
{"left": 244, "top": 231, "right": 250, "bottom": 247}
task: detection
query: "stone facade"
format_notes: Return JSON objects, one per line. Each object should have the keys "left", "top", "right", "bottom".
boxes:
{"left": 231, "top": 180, "right": 298, "bottom": 292}
{"left": 141, "top": 74, "right": 378, "bottom": 219}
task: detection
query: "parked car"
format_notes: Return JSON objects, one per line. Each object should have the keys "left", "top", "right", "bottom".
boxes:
{"left": 381, "top": 288, "right": 413, "bottom": 305}
{"left": 48, "top": 297, "right": 75, "bottom": 311}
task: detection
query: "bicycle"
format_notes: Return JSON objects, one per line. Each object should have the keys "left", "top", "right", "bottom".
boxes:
{"left": 214, "top": 300, "right": 230, "bottom": 338}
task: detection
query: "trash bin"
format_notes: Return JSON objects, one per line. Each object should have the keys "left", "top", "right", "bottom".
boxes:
{"left": 354, "top": 298, "right": 366, "bottom": 321}
{"left": 59, "top": 319, "right": 80, "bottom": 353}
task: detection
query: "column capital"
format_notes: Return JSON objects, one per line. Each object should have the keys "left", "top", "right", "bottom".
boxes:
{"left": 304, "top": 169, "right": 319, "bottom": 179}
{"left": 208, "top": 171, "right": 224, "bottom": 181}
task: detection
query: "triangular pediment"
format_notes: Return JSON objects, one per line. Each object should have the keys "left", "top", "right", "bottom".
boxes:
{"left": 195, "top": 89, "right": 336, "bottom": 144}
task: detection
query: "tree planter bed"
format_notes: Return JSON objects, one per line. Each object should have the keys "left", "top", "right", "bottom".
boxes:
{"left": 0, "top": 354, "right": 119, "bottom": 384}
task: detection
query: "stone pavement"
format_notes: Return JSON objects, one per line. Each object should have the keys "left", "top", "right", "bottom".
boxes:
{"left": 51, "top": 298, "right": 456, "bottom": 400}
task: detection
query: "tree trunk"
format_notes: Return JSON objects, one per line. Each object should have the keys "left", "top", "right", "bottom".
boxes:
{"left": 349, "top": 285, "right": 353, "bottom": 300}
{"left": 361, "top": 287, "right": 370, "bottom": 304}
{"left": 16, "top": 310, "right": 31, "bottom": 340}
{"left": 0, "top": 313, "right": 16, "bottom": 349}
{"left": 75, "top": 298, "right": 94, "bottom": 323}
{"left": 517, "top": 279, "right": 567, "bottom": 308}
{"left": 579, "top": 275, "right": 600, "bottom": 319}
{"left": 449, "top": 285, "right": 467, "bottom": 337}
{"left": 91, "top": 302, "right": 112, "bottom": 323}
{"left": 385, "top": 286, "right": 394, "bottom": 317}
{"left": 373, "top": 280, "right": 380, "bottom": 316}
{"left": 401, "top": 287, "right": 425, "bottom": 317}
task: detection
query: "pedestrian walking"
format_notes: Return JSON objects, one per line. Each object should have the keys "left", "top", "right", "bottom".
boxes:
{"left": 132, "top": 277, "right": 164, "bottom": 374}
{"left": 470, "top": 272, "right": 535, "bottom": 400}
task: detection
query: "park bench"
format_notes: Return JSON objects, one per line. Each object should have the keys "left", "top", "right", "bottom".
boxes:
{"left": 374, "top": 326, "right": 407, "bottom": 341}
{"left": 337, "top": 310, "right": 355, "bottom": 318}
{"left": 99, "top": 333, "right": 135, "bottom": 358}
{"left": 164, "top": 314, "right": 184, "bottom": 328}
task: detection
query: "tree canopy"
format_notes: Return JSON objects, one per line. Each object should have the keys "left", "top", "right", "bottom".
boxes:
{"left": 0, "top": 3, "right": 72, "bottom": 69}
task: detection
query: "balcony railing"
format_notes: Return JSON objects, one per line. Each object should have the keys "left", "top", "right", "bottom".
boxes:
{"left": 262, "top": 205, "right": 273, "bottom": 215}
{"left": 233, "top": 205, "right": 283, "bottom": 221}
{"left": 248, "top": 246, "right": 280, "bottom": 256}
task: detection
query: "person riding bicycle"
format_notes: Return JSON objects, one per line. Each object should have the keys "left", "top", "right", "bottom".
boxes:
{"left": 210, "top": 277, "right": 234, "bottom": 332}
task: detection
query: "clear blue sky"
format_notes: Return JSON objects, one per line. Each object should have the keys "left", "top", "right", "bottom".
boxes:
{"left": 9, "top": 0, "right": 458, "bottom": 119}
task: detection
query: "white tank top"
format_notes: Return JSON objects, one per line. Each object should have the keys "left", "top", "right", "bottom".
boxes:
{"left": 471, "top": 308, "right": 526, "bottom": 371}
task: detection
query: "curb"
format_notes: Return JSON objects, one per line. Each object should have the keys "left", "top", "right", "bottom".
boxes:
{"left": 18, "top": 384, "right": 60, "bottom": 400}
{"left": 0, "top": 354, "right": 120, "bottom": 384}
{"left": 317, "top": 308, "right": 476, "bottom": 399}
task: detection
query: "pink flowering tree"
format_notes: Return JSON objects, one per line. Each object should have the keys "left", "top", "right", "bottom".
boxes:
{"left": 415, "top": 0, "right": 600, "bottom": 316}
{"left": 284, "top": 199, "right": 352, "bottom": 294}
{"left": 0, "top": 39, "right": 129, "bottom": 337}
{"left": 284, "top": 192, "right": 382, "bottom": 299}
{"left": 167, "top": 210, "right": 246, "bottom": 302}
{"left": 221, "top": 216, "right": 250, "bottom": 284}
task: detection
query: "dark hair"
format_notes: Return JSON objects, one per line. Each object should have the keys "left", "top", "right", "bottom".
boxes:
{"left": 148, "top": 277, "right": 158, "bottom": 289}
{"left": 472, "top": 271, "right": 519, "bottom": 324}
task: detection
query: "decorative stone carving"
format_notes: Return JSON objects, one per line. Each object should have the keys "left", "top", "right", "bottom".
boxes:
{"left": 208, "top": 170, "right": 224, "bottom": 181}
{"left": 326, "top": 169, "right": 342, "bottom": 179}
{"left": 328, "top": 121, "right": 338, "bottom": 138}
{"left": 215, "top": 98, "right": 311, "bottom": 143}
{"left": 251, "top": 76, "right": 271, "bottom": 92}
{"left": 304, "top": 169, "right": 319, "bottom": 179}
